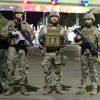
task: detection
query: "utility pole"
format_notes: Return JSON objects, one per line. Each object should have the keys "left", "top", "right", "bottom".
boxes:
{"left": 43, "top": 12, "right": 45, "bottom": 25}
{"left": 76, "top": 13, "right": 79, "bottom": 26}
{"left": 24, "top": 11, "right": 26, "bottom": 21}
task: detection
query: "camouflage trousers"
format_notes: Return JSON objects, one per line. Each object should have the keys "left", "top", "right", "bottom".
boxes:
{"left": 81, "top": 49, "right": 98, "bottom": 89}
{"left": 42, "top": 52, "right": 63, "bottom": 89}
{"left": 7, "top": 46, "right": 29, "bottom": 85}
{"left": 0, "top": 49, "right": 8, "bottom": 90}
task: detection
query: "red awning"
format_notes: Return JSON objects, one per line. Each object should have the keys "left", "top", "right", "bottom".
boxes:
{"left": 0, "top": 3, "right": 100, "bottom": 13}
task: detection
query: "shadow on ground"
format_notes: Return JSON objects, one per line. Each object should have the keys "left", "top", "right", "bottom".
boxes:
{"left": 10, "top": 85, "right": 39, "bottom": 93}
{"left": 42, "top": 84, "right": 72, "bottom": 94}
{"left": 77, "top": 85, "right": 100, "bottom": 93}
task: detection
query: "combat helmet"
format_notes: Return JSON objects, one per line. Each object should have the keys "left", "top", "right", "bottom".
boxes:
{"left": 83, "top": 13, "right": 95, "bottom": 21}
{"left": 14, "top": 6, "right": 24, "bottom": 13}
{"left": 49, "top": 11, "right": 60, "bottom": 19}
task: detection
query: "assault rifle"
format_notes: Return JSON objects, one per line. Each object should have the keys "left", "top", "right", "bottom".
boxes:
{"left": 74, "top": 28, "right": 98, "bottom": 57}
{"left": 10, "top": 25, "right": 33, "bottom": 48}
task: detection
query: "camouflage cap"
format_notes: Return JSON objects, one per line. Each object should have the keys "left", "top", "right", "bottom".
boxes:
{"left": 83, "top": 13, "right": 95, "bottom": 21}
{"left": 14, "top": 6, "right": 24, "bottom": 13}
{"left": 49, "top": 11, "right": 60, "bottom": 19}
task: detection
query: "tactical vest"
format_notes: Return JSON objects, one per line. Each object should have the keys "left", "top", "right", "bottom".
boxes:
{"left": 44, "top": 25, "right": 63, "bottom": 51}
{"left": 9, "top": 20, "right": 29, "bottom": 32}
{"left": 82, "top": 26, "right": 97, "bottom": 44}
{"left": 81, "top": 26, "right": 98, "bottom": 55}
{"left": 21, "top": 21, "right": 27, "bottom": 32}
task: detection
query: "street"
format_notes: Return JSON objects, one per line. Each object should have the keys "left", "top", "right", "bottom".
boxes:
{"left": 0, "top": 45, "right": 100, "bottom": 100}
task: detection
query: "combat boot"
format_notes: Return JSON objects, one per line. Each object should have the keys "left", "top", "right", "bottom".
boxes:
{"left": 76, "top": 87, "right": 86, "bottom": 94}
{"left": 55, "top": 87, "right": 64, "bottom": 94}
{"left": 90, "top": 88, "right": 97, "bottom": 95}
{"left": 20, "top": 85, "right": 29, "bottom": 96}
{"left": 43, "top": 86, "right": 52, "bottom": 95}
{"left": 4, "top": 85, "right": 14, "bottom": 96}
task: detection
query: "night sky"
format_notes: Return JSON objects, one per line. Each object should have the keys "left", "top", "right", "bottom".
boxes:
{"left": 26, "top": 12, "right": 43, "bottom": 26}
{"left": 1, "top": 11, "right": 43, "bottom": 26}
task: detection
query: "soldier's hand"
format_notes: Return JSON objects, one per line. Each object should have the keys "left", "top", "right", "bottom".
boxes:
{"left": 12, "top": 31, "right": 17, "bottom": 36}
{"left": 76, "top": 35, "right": 81, "bottom": 40}
{"left": 74, "top": 35, "right": 81, "bottom": 43}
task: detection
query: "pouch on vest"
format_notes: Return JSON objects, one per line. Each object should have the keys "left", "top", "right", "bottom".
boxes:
{"left": 21, "top": 21, "right": 27, "bottom": 31}
{"left": 45, "top": 26, "right": 61, "bottom": 48}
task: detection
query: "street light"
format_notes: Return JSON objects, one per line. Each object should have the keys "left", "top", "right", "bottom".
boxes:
{"left": 21, "top": 0, "right": 31, "bottom": 4}
{"left": 51, "top": 0, "right": 58, "bottom": 5}
{"left": 81, "top": 0, "right": 88, "bottom": 6}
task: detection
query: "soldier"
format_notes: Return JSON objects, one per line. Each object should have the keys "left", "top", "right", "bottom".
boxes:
{"left": 0, "top": 6, "right": 34, "bottom": 96}
{"left": 38, "top": 11, "right": 68, "bottom": 95}
{"left": 74, "top": 13, "right": 100, "bottom": 95}
{"left": 0, "top": 13, "right": 9, "bottom": 93}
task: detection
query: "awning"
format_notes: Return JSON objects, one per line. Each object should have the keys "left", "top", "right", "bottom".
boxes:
{"left": 0, "top": 3, "right": 100, "bottom": 13}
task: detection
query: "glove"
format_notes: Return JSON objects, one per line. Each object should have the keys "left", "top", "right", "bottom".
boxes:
{"left": 12, "top": 31, "right": 17, "bottom": 37}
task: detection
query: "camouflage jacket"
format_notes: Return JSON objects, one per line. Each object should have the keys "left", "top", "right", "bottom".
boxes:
{"left": 75, "top": 25, "right": 100, "bottom": 55}
{"left": 81, "top": 25, "right": 100, "bottom": 44}
{"left": 0, "top": 19, "right": 34, "bottom": 46}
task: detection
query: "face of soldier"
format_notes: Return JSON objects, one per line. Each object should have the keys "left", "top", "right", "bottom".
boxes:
{"left": 15, "top": 13, "right": 23, "bottom": 20}
{"left": 50, "top": 16, "right": 59, "bottom": 25}
{"left": 84, "top": 19, "right": 93, "bottom": 27}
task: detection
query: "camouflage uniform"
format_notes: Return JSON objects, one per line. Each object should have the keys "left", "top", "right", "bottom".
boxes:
{"left": 0, "top": 14, "right": 9, "bottom": 93}
{"left": 75, "top": 13, "right": 100, "bottom": 95}
{"left": 39, "top": 11, "right": 68, "bottom": 94}
{"left": 80, "top": 26, "right": 99, "bottom": 89}
{"left": 1, "top": 6, "right": 33, "bottom": 96}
